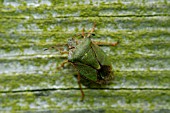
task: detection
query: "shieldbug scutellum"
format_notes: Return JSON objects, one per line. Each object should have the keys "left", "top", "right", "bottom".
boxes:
{"left": 45, "top": 24, "right": 119, "bottom": 101}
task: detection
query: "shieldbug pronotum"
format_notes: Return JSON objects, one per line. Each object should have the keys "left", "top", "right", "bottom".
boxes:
{"left": 45, "top": 23, "right": 119, "bottom": 101}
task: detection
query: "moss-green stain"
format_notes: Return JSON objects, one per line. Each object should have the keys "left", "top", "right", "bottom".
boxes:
{"left": 0, "top": 0, "right": 170, "bottom": 112}
{"left": 0, "top": 17, "right": 169, "bottom": 51}
{"left": 0, "top": 70, "right": 170, "bottom": 91}
{"left": 0, "top": 2, "right": 169, "bottom": 17}
{"left": 0, "top": 90, "right": 170, "bottom": 111}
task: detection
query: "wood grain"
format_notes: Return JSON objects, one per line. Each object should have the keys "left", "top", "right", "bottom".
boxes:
{"left": 0, "top": 0, "right": 170, "bottom": 112}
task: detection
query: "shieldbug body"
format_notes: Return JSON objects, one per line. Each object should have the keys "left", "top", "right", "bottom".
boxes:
{"left": 45, "top": 24, "right": 119, "bottom": 101}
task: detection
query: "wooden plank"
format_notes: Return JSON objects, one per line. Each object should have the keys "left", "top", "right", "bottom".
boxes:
{"left": 0, "top": 90, "right": 170, "bottom": 112}
{"left": 0, "top": 0, "right": 170, "bottom": 112}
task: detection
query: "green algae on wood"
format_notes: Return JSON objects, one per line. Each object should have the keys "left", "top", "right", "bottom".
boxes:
{"left": 0, "top": 0, "right": 170, "bottom": 112}
{"left": 0, "top": 90, "right": 170, "bottom": 112}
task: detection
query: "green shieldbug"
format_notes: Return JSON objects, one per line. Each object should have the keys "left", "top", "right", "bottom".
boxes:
{"left": 45, "top": 24, "right": 119, "bottom": 101}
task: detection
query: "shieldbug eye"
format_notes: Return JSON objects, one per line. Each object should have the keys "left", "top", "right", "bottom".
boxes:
{"left": 92, "top": 33, "right": 95, "bottom": 36}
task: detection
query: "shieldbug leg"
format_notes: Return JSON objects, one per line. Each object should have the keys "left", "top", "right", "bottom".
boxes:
{"left": 77, "top": 72, "right": 85, "bottom": 101}
{"left": 70, "top": 63, "right": 84, "bottom": 101}
{"left": 82, "top": 28, "right": 85, "bottom": 38}
{"left": 59, "top": 51, "right": 69, "bottom": 55}
{"left": 44, "top": 46, "right": 56, "bottom": 51}
{"left": 44, "top": 43, "right": 67, "bottom": 51}
{"left": 87, "top": 23, "right": 96, "bottom": 37}
{"left": 44, "top": 45, "right": 69, "bottom": 55}
{"left": 93, "top": 41, "right": 119, "bottom": 46}
{"left": 57, "top": 60, "right": 69, "bottom": 70}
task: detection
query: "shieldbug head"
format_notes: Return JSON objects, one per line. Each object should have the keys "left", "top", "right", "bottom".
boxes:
{"left": 45, "top": 23, "right": 119, "bottom": 101}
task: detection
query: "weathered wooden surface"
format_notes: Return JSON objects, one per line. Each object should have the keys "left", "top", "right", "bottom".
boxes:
{"left": 0, "top": 0, "right": 170, "bottom": 112}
